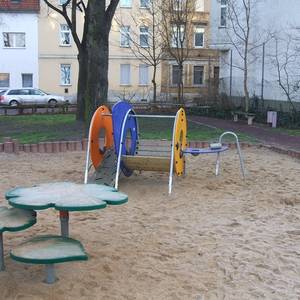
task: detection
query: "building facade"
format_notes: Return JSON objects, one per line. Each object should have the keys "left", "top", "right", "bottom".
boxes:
{"left": 38, "top": 0, "right": 161, "bottom": 103}
{"left": 0, "top": 0, "right": 39, "bottom": 90}
{"left": 38, "top": 1, "right": 83, "bottom": 102}
{"left": 210, "top": 0, "right": 300, "bottom": 109}
{"left": 160, "top": 0, "right": 220, "bottom": 104}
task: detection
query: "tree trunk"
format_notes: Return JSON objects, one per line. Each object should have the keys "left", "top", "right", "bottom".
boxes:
{"left": 152, "top": 64, "right": 157, "bottom": 103}
{"left": 76, "top": 51, "right": 88, "bottom": 122}
{"left": 244, "top": 66, "right": 249, "bottom": 112}
{"left": 244, "top": 44, "right": 249, "bottom": 112}
{"left": 178, "top": 64, "right": 184, "bottom": 104}
{"left": 84, "top": 1, "right": 109, "bottom": 124}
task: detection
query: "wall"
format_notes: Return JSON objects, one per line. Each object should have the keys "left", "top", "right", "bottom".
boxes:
{"left": 38, "top": 2, "right": 82, "bottom": 100}
{"left": 210, "top": 0, "right": 300, "bottom": 104}
{"left": 0, "top": 13, "right": 38, "bottom": 89}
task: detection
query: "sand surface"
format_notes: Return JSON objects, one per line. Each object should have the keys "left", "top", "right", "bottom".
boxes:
{"left": 0, "top": 148, "right": 299, "bottom": 300}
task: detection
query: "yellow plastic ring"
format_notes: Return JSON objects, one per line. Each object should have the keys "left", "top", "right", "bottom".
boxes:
{"left": 173, "top": 108, "right": 187, "bottom": 176}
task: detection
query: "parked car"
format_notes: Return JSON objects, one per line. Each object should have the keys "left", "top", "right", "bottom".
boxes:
{"left": 0, "top": 88, "right": 67, "bottom": 107}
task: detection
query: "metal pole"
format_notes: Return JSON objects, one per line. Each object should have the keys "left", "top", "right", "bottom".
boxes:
{"left": 59, "top": 211, "right": 69, "bottom": 237}
{"left": 115, "top": 109, "right": 132, "bottom": 190}
{"left": 84, "top": 115, "right": 93, "bottom": 184}
{"left": 0, "top": 233, "right": 4, "bottom": 271}
{"left": 215, "top": 153, "right": 220, "bottom": 176}
{"left": 102, "top": 113, "right": 176, "bottom": 119}
{"left": 230, "top": 49, "right": 233, "bottom": 98}
{"left": 218, "top": 131, "right": 245, "bottom": 178}
{"left": 261, "top": 42, "right": 265, "bottom": 108}
{"left": 45, "top": 264, "right": 56, "bottom": 284}
{"left": 168, "top": 110, "right": 179, "bottom": 195}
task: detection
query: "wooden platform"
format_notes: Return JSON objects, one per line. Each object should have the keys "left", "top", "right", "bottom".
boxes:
{"left": 122, "top": 155, "right": 171, "bottom": 172}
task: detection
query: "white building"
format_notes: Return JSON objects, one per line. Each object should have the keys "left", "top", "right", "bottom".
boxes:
{"left": 0, "top": 3, "right": 39, "bottom": 90}
{"left": 210, "top": 0, "right": 300, "bottom": 109}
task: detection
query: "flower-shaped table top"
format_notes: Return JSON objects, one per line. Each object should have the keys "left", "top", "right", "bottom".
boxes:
{"left": 0, "top": 207, "right": 36, "bottom": 233}
{"left": 5, "top": 182, "right": 128, "bottom": 211}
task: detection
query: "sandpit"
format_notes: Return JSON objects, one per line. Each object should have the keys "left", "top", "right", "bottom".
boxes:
{"left": 0, "top": 147, "right": 299, "bottom": 299}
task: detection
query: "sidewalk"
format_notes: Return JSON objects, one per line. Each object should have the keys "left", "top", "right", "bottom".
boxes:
{"left": 188, "top": 116, "right": 300, "bottom": 152}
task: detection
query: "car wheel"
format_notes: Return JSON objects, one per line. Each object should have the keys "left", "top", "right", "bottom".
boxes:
{"left": 9, "top": 100, "right": 19, "bottom": 107}
{"left": 48, "top": 99, "right": 57, "bottom": 107}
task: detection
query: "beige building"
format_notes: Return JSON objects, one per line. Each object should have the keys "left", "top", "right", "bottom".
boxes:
{"left": 160, "top": 0, "right": 220, "bottom": 104}
{"left": 38, "top": 0, "right": 160, "bottom": 103}
{"left": 38, "top": 3, "right": 82, "bottom": 101}
{"left": 38, "top": 0, "right": 218, "bottom": 104}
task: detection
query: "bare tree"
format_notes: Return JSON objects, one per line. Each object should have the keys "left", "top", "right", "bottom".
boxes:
{"left": 161, "top": 0, "right": 194, "bottom": 104}
{"left": 223, "top": 0, "right": 267, "bottom": 112}
{"left": 116, "top": 0, "right": 163, "bottom": 103}
{"left": 270, "top": 32, "right": 300, "bottom": 113}
{"left": 43, "top": 0, "right": 119, "bottom": 123}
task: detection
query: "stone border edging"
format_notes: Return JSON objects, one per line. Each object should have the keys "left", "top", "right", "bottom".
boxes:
{"left": 0, "top": 137, "right": 299, "bottom": 160}
{"left": 0, "top": 137, "right": 87, "bottom": 154}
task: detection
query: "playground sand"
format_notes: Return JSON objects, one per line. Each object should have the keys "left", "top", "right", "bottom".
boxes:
{"left": 0, "top": 147, "right": 299, "bottom": 299}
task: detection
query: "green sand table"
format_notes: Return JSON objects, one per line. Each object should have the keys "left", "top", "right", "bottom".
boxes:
{"left": 0, "top": 206, "right": 36, "bottom": 270}
{"left": 6, "top": 182, "right": 128, "bottom": 211}
{"left": 11, "top": 235, "right": 88, "bottom": 264}
{"left": 10, "top": 235, "right": 88, "bottom": 284}
{"left": 6, "top": 182, "right": 128, "bottom": 237}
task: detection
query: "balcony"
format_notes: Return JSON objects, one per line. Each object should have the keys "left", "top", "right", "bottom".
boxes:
{"left": 192, "top": 11, "right": 210, "bottom": 25}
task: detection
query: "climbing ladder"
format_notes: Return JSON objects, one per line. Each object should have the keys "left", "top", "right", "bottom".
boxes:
{"left": 88, "top": 148, "right": 117, "bottom": 186}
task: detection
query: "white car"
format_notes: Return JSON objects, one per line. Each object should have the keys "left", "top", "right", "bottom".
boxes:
{"left": 0, "top": 88, "right": 67, "bottom": 106}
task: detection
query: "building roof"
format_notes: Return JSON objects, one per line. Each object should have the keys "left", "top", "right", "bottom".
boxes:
{"left": 0, "top": 0, "right": 40, "bottom": 12}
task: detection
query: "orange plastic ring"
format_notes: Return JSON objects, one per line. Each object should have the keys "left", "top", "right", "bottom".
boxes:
{"left": 90, "top": 106, "right": 113, "bottom": 169}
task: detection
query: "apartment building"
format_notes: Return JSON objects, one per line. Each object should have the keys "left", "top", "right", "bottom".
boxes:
{"left": 0, "top": 0, "right": 39, "bottom": 90}
{"left": 38, "top": 0, "right": 159, "bottom": 102}
{"left": 210, "top": 0, "right": 300, "bottom": 108}
{"left": 109, "top": 0, "right": 161, "bottom": 102}
{"left": 160, "top": 0, "right": 220, "bottom": 104}
{"left": 38, "top": 1, "right": 83, "bottom": 101}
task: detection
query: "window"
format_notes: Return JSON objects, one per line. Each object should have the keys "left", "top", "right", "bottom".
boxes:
{"left": 194, "top": 26, "right": 204, "bottom": 48}
{"left": 193, "top": 66, "right": 204, "bottom": 85}
{"left": 139, "top": 64, "right": 148, "bottom": 85}
{"left": 30, "top": 89, "right": 44, "bottom": 95}
{"left": 220, "top": 0, "right": 227, "bottom": 27}
{"left": 140, "top": 0, "right": 149, "bottom": 8}
{"left": 22, "top": 74, "right": 33, "bottom": 88}
{"left": 0, "top": 73, "right": 9, "bottom": 87}
{"left": 120, "top": 0, "right": 132, "bottom": 7}
{"left": 8, "top": 89, "right": 29, "bottom": 95}
{"left": 173, "top": 0, "right": 185, "bottom": 11}
{"left": 60, "top": 24, "right": 71, "bottom": 46}
{"left": 195, "top": 0, "right": 204, "bottom": 11}
{"left": 120, "top": 26, "right": 130, "bottom": 47}
{"left": 171, "top": 25, "right": 185, "bottom": 48}
{"left": 139, "top": 26, "right": 149, "bottom": 47}
{"left": 60, "top": 64, "right": 71, "bottom": 85}
{"left": 172, "top": 65, "right": 180, "bottom": 85}
{"left": 3, "top": 33, "right": 25, "bottom": 48}
{"left": 59, "top": 0, "right": 68, "bottom": 5}
{"left": 120, "top": 64, "right": 131, "bottom": 85}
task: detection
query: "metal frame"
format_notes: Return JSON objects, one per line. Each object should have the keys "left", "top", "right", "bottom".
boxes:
{"left": 114, "top": 110, "right": 178, "bottom": 194}
{"left": 217, "top": 131, "right": 245, "bottom": 178}
{"left": 84, "top": 115, "right": 94, "bottom": 184}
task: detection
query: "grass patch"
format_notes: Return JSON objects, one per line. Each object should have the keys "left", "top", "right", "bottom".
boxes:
{"left": 273, "top": 128, "right": 300, "bottom": 136}
{"left": 0, "top": 114, "right": 257, "bottom": 144}
{"left": 138, "top": 118, "right": 257, "bottom": 143}
{"left": 0, "top": 114, "right": 84, "bottom": 144}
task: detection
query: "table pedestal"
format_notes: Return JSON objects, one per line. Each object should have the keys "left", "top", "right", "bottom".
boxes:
{"left": 45, "top": 264, "right": 56, "bottom": 284}
{"left": 0, "top": 233, "right": 4, "bottom": 271}
{"left": 59, "top": 211, "right": 69, "bottom": 237}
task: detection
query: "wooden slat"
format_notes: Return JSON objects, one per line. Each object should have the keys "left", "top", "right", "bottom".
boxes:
{"left": 122, "top": 155, "right": 171, "bottom": 172}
